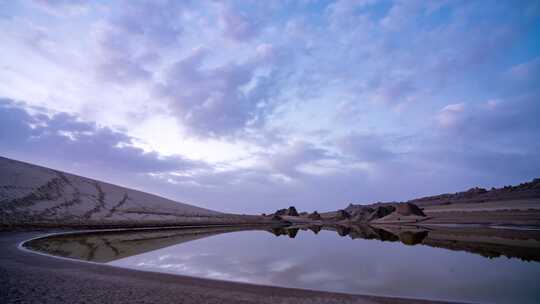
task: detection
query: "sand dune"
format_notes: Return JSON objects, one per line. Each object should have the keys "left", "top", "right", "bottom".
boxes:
{"left": 0, "top": 156, "right": 267, "bottom": 228}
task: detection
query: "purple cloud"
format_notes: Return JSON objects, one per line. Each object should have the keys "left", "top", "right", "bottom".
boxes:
{"left": 219, "top": 4, "right": 261, "bottom": 42}
{"left": 0, "top": 99, "right": 201, "bottom": 175}
{"left": 156, "top": 47, "right": 281, "bottom": 137}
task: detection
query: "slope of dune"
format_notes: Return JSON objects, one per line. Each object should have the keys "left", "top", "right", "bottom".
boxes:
{"left": 0, "top": 156, "right": 266, "bottom": 228}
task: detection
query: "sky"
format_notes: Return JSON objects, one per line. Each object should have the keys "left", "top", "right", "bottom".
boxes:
{"left": 1, "top": 0, "right": 539, "bottom": 214}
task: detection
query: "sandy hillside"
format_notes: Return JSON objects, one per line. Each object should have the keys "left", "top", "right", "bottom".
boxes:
{"left": 0, "top": 157, "right": 265, "bottom": 228}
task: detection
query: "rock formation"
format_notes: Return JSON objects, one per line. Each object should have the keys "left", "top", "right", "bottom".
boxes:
{"left": 274, "top": 202, "right": 427, "bottom": 225}
{"left": 287, "top": 206, "right": 299, "bottom": 216}
{"left": 368, "top": 205, "right": 396, "bottom": 220}
{"left": 336, "top": 209, "right": 351, "bottom": 220}
{"left": 395, "top": 203, "right": 426, "bottom": 217}
{"left": 308, "top": 211, "right": 321, "bottom": 220}
{"left": 274, "top": 206, "right": 299, "bottom": 217}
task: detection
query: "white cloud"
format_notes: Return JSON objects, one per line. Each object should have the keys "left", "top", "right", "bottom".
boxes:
{"left": 436, "top": 103, "right": 466, "bottom": 128}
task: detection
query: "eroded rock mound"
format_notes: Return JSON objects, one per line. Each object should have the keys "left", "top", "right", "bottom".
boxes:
{"left": 308, "top": 211, "right": 321, "bottom": 220}
{"left": 349, "top": 207, "right": 373, "bottom": 222}
{"left": 369, "top": 205, "right": 396, "bottom": 220}
{"left": 336, "top": 209, "right": 351, "bottom": 220}
{"left": 395, "top": 203, "right": 426, "bottom": 217}
{"left": 274, "top": 206, "right": 299, "bottom": 217}
{"left": 348, "top": 205, "right": 397, "bottom": 222}
{"left": 287, "top": 206, "right": 299, "bottom": 216}
{"left": 345, "top": 202, "right": 425, "bottom": 223}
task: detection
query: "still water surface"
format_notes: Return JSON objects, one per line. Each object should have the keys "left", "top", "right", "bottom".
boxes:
{"left": 25, "top": 226, "right": 540, "bottom": 304}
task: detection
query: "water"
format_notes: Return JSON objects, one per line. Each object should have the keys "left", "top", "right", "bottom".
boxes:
{"left": 25, "top": 225, "right": 540, "bottom": 303}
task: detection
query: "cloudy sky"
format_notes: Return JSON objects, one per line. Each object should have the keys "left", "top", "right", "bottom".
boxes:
{"left": 1, "top": 0, "right": 539, "bottom": 213}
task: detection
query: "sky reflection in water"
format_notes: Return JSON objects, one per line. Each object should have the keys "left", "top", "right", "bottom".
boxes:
{"left": 106, "top": 229, "right": 540, "bottom": 304}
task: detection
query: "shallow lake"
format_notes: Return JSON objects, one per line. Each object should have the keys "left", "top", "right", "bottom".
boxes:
{"left": 25, "top": 225, "right": 540, "bottom": 304}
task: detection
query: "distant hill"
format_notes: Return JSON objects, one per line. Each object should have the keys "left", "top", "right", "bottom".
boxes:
{"left": 346, "top": 178, "right": 540, "bottom": 210}
{"left": 343, "top": 178, "right": 540, "bottom": 226}
{"left": 0, "top": 156, "right": 265, "bottom": 228}
{"left": 407, "top": 179, "right": 540, "bottom": 207}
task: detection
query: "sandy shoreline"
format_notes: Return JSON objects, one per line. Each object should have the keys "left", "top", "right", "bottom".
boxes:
{"left": 0, "top": 230, "right": 463, "bottom": 304}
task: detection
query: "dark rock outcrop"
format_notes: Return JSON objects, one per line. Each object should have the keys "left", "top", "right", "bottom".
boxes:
{"left": 274, "top": 208, "right": 287, "bottom": 216}
{"left": 336, "top": 209, "right": 350, "bottom": 220}
{"left": 369, "top": 205, "right": 396, "bottom": 220}
{"left": 274, "top": 206, "right": 299, "bottom": 217}
{"left": 348, "top": 205, "right": 398, "bottom": 222}
{"left": 287, "top": 206, "right": 299, "bottom": 216}
{"left": 308, "top": 211, "right": 321, "bottom": 220}
{"left": 344, "top": 202, "right": 429, "bottom": 223}
{"left": 349, "top": 207, "right": 374, "bottom": 222}
{"left": 395, "top": 203, "right": 426, "bottom": 217}
{"left": 272, "top": 214, "right": 283, "bottom": 221}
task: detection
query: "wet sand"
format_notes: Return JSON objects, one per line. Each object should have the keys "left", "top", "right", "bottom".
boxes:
{"left": 0, "top": 230, "right": 462, "bottom": 304}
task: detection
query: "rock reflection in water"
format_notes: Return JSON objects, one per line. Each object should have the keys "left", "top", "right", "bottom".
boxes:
{"left": 269, "top": 225, "right": 426, "bottom": 245}
{"left": 25, "top": 224, "right": 540, "bottom": 263}
{"left": 268, "top": 224, "right": 540, "bottom": 262}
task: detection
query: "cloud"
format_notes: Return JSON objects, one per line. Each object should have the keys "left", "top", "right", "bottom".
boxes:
{"left": 263, "top": 141, "right": 333, "bottom": 178}
{"left": 435, "top": 103, "right": 466, "bottom": 128}
{"left": 370, "top": 78, "right": 417, "bottom": 105}
{"left": 156, "top": 47, "right": 281, "bottom": 137}
{"left": 92, "top": 1, "right": 187, "bottom": 84}
{"left": 380, "top": 0, "right": 424, "bottom": 31}
{"left": 83, "top": 1, "right": 287, "bottom": 137}
{"left": 435, "top": 96, "right": 540, "bottom": 140}
{"left": 219, "top": 4, "right": 261, "bottom": 42}
{"left": 325, "top": 0, "right": 379, "bottom": 29}
{"left": 93, "top": 23, "right": 156, "bottom": 84}
{"left": 421, "top": 95, "right": 540, "bottom": 182}
{"left": 337, "top": 133, "right": 397, "bottom": 163}
{"left": 507, "top": 57, "right": 540, "bottom": 89}
{"left": 0, "top": 98, "right": 200, "bottom": 175}
{"left": 29, "top": 0, "right": 89, "bottom": 16}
